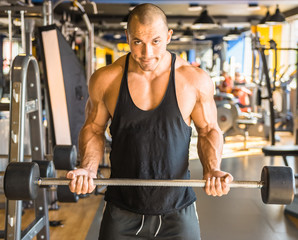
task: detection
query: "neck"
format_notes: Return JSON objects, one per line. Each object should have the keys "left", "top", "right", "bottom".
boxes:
{"left": 129, "top": 51, "right": 172, "bottom": 80}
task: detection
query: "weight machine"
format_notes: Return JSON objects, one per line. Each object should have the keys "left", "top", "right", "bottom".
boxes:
{"left": 252, "top": 36, "right": 298, "bottom": 146}
{"left": 252, "top": 35, "right": 298, "bottom": 220}
{"left": 0, "top": 1, "right": 87, "bottom": 238}
{"left": 5, "top": 54, "right": 50, "bottom": 240}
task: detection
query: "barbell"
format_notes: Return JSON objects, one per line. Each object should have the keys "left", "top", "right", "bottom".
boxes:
{"left": 3, "top": 162, "right": 295, "bottom": 205}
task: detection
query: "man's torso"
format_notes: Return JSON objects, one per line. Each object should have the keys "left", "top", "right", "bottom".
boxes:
{"left": 103, "top": 52, "right": 197, "bottom": 214}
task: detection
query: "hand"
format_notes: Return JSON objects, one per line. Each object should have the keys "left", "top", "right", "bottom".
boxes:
{"left": 203, "top": 169, "right": 233, "bottom": 197}
{"left": 66, "top": 168, "right": 97, "bottom": 195}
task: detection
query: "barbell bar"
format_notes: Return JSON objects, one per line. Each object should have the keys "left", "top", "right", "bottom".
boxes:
{"left": 4, "top": 162, "right": 295, "bottom": 205}
{"left": 38, "top": 178, "right": 263, "bottom": 188}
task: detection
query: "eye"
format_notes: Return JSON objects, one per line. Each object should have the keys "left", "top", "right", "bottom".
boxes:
{"left": 134, "top": 41, "right": 142, "bottom": 45}
{"left": 153, "top": 39, "right": 161, "bottom": 44}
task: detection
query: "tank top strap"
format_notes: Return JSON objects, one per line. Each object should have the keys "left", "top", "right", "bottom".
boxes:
{"left": 110, "top": 53, "right": 131, "bottom": 125}
{"left": 160, "top": 52, "right": 179, "bottom": 110}
{"left": 123, "top": 52, "right": 131, "bottom": 78}
{"left": 168, "top": 52, "right": 176, "bottom": 91}
{"left": 117, "top": 52, "right": 131, "bottom": 99}
{"left": 121, "top": 52, "right": 131, "bottom": 96}
{"left": 170, "top": 52, "right": 176, "bottom": 72}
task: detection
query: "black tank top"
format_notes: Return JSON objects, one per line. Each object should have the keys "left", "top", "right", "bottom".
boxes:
{"left": 105, "top": 52, "right": 196, "bottom": 215}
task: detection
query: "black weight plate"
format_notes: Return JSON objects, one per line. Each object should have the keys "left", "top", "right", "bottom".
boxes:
{"left": 4, "top": 162, "right": 40, "bottom": 200}
{"left": 53, "top": 145, "right": 77, "bottom": 170}
{"left": 33, "top": 160, "right": 56, "bottom": 178}
{"left": 261, "top": 166, "right": 294, "bottom": 204}
{"left": 57, "top": 185, "right": 79, "bottom": 202}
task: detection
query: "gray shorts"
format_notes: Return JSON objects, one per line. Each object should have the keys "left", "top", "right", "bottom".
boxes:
{"left": 98, "top": 202, "right": 201, "bottom": 240}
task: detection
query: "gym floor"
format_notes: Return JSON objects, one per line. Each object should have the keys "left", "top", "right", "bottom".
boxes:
{"left": 192, "top": 133, "right": 298, "bottom": 240}
{"left": 0, "top": 133, "right": 297, "bottom": 240}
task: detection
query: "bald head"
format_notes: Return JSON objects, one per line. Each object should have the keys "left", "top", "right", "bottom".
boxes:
{"left": 127, "top": 3, "right": 168, "bottom": 33}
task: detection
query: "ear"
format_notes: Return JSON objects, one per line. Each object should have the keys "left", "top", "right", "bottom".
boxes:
{"left": 167, "top": 29, "right": 173, "bottom": 44}
{"left": 125, "top": 30, "right": 129, "bottom": 44}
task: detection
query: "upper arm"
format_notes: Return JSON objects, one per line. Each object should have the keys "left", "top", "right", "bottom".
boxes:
{"left": 190, "top": 69, "right": 219, "bottom": 134}
{"left": 83, "top": 70, "right": 111, "bottom": 134}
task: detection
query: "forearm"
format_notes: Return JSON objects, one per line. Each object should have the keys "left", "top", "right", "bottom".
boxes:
{"left": 197, "top": 125, "right": 223, "bottom": 175}
{"left": 78, "top": 124, "right": 106, "bottom": 173}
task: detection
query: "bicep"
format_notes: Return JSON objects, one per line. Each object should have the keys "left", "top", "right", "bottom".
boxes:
{"left": 84, "top": 96, "right": 110, "bottom": 135}
{"left": 83, "top": 74, "right": 111, "bottom": 133}
{"left": 95, "top": 98, "right": 110, "bottom": 129}
{"left": 190, "top": 74, "right": 218, "bottom": 133}
{"left": 191, "top": 97, "right": 218, "bottom": 133}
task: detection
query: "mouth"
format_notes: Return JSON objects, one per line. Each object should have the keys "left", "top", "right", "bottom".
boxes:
{"left": 140, "top": 58, "right": 155, "bottom": 64}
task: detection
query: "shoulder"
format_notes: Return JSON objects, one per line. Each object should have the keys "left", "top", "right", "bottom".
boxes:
{"left": 175, "top": 55, "right": 214, "bottom": 98}
{"left": 88, "top": 54, "right": 127, "bottom": 99}
{"left": 90, "top": 54, "right": 126, "bottom": 88}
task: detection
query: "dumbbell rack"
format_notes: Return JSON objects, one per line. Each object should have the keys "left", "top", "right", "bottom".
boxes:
{"left": 5, "top": 55, "right": 50, "bottom": 240}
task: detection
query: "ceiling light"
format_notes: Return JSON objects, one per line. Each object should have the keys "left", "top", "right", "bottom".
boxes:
{"left": 129, "top": 4, "right": 137, "bottom": 11}
{"left": 192, "top": 9, "right": 217, "bottom": 29}
{"left": 180, "top": 27, "right": 194, "bottom": 42}
{"left": 13, "top": 18, "right": 21, "bottom": 26}
{"left": 196, "top": 35, "right": 206, "bottom": 40}
{"left": 171, "top": 34, "right": 180, "bottom": 40}
{"left": 266, "top": 5, "right": 286, "bottom": 25}
{"left": 248, "top": 3, "right": 260, "bottom": 11}
{"left": 188, "top": 3, "right": 203, "bottom": 12}
{"left": 223, "top": 36, "right": 234, "bottom": 41}
{"left": 222, "top": 22, "right": 251, "bottom": 28}
{"left": 114, "top": 34, "right": 122, "bottom": 39}
{"left": 258, "top": 8, "right": 270, "bottom": 26}
{"left": 120, "top": 14, "right": 129, "bottom": 28}
{"left": 223, "top": 28, "right": 241, "bottom": 41}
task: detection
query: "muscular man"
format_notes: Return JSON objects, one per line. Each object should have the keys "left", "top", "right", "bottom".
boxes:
{"left": 67, "top": 3, "right": 233, "bottom": 239}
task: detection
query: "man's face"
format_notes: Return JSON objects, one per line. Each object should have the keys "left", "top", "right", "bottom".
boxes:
{"left": 126, "top": 18, "right": 173, "bottom": 72}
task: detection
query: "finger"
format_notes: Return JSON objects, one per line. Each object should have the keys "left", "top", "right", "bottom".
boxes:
{"left": 211, "top": 177, "right": 217, "bottom": 196}
{"left": 205, "top": 178, "right": 211, "bottom": 195}
{"left": 215, "top": 177, "right": 223, "bottom": 197}
{"left": 75, "top": 175, "right": 84, "bottom": 194}
{"left": 81, "top": 175, "right": 89, "bottom": 195}
{"left": 222, "top": 176, "right": 231, "bottom": 195}
{"left": 66, "top": 171, "right": 76, "bottom": 192}
{"left": 222, "top": 184, "right": 230, "bottom": 195}
{"left": 66, "top": 171, "right": 75, "bottom": 179}
{"left": 68, "top": 172, "right": 77, "bottom": 192}
{"left": 88, "top": 177, "right": 95, "bottom": 193}
{"left": 69, "top": 178, "right": 77, "bottom": 193}
{"left": 225, "top": 174, "right": 234, "bottom": 183}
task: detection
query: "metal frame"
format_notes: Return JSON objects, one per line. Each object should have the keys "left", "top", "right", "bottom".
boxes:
{"left": 255, "top": 40, "right": 298, "bottom": 220}
{"left": 5, "top": 55, "right": 50, "bottom": 240}
{"left": 253, "top": 37, "right": 298, "bottom": 146}
{"left": 259, "top": 48, "right": 276, "bottom": 145}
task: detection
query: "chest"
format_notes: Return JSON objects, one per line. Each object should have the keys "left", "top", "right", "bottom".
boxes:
{"left": 105, "top": 72, "right": 197, "bottom": 124}
{"left": 127, "top": 72, "right": 170, "bottom": 111}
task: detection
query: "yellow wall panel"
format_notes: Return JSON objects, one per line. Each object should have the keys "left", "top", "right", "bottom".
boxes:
{"left": 252, "top": 24, "right": 283, "bottom": 76}
{"left": 95, "top": 47, "right": 106, "bottom": 69}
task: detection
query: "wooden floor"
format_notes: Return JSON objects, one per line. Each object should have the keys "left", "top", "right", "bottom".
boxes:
{"left": 0, "top": 190, "right": 103, "bottom": 240}
{"left": 0, "top": 132, "right": 297, "bottom": 240}
{"left": 0, "top": 168, "right": 109, "bottom": 240}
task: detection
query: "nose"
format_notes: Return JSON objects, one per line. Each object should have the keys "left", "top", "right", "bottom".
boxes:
{"left": 142, "top": 44, "right": 153, "bottom": 57}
